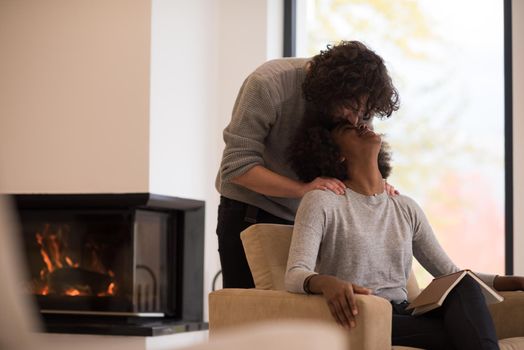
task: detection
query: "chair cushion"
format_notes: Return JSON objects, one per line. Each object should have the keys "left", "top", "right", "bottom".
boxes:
{"left": 490, "top": 291, "right": 524, "bottom": 339}
{"left": 240, "top": 224, "right": 293, "bottom": 290}
{"left": 499, "top": 337, "right": 524, "bottom": 350}
{"left": 202, "top": 320, "right": 348, "bottom": 350}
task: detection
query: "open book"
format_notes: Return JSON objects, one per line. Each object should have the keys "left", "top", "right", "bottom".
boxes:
{"left": 406, "top": 269, "right": 504, "bottom": 316}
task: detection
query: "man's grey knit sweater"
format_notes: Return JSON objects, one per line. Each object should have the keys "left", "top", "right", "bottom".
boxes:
{"left": 285, "top": 188, "right": 495, "bottom": 302}
{"left": 215, "top": 58, "right": 309, "bottom": 221}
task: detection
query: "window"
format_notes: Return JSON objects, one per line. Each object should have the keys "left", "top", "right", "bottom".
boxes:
{"left": 290, "top": 0, "right": 507, "bottom": 285}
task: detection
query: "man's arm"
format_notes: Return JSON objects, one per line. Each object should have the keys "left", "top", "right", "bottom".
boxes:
{"left": 232, "top": 165, "right": 346, "bottom": 198}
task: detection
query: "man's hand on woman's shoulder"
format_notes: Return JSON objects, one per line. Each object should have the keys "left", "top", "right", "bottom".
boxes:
{"left": 385, "top": 180, "right": 399, "bottom": 196}
{"left": 301, "top": 177, "right": 346, "bottom": 197}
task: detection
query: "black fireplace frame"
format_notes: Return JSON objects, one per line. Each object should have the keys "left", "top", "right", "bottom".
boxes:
{"left": 14, "top": 192, "right": 206, "bottom": 336}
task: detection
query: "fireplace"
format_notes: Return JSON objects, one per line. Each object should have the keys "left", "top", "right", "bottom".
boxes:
{"left": 14, "top": 193, "right": 206, "bottom": 336}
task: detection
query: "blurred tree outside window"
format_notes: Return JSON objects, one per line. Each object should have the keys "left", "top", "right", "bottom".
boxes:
{"left": 295, "top": 0, "right": 505, "bottom": 286}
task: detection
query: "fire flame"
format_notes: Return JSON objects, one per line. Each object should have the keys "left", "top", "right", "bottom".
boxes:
{"left": 65, "top": 288, "right": 81, "bottom": 296}
{"left": 32, "top": 224, "right": 117, "bottom": 297}
{"left": 97, "top": 282, "right": 117, "bottom": 297}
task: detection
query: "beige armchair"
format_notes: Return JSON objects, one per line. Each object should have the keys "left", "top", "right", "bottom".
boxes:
{"left": 209, "top": 224, "right": 524, "bottom": 350}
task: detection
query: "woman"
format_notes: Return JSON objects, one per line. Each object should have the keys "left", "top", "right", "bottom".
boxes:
{"left": 285, "top": 122, "right": 524, "bottom": 349}
{"left": 215, "top": 41, "right": 399, "bottom": 288}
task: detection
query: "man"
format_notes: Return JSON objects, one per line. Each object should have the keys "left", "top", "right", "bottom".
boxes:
{"left": 215, "top": 40, "right": 399, "bottom": 288}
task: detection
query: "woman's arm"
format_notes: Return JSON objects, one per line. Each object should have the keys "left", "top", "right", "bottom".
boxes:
{"left": 306, "top": 274, "right": 372, "bottom": 329}
{"left": 285, "top": 192, "right": 325, "bottom": 293}
{"left": 285, "top": 191, "right": 372, "bottom": 329}
{"left": 493, "top": 275, "right": 524, "bottom": 291}
{"left": 407, "top": 197, "right": 460, "bottom": 277}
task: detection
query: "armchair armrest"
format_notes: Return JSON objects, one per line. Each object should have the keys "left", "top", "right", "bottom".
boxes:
{"left": 209, "top": 289, "right": 393, "bottom": 350}
{"left": 489, "top": 291, "right": 524, "bottom": 339}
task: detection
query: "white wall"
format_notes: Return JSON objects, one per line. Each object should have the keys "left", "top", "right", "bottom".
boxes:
{"left": 149, "top": 0, "right": 217, "bottom": 201}
{"left": 513, "top": 0, "right": 524, "bottom": 275}
{"left": 208, "top": 0, "right": 284, "bottom": 297}
{"left": 149, "top": 0, "right": 220, "bottom": 322}
{"left": 0, "top": 0, "right": 151, "bottom": 193}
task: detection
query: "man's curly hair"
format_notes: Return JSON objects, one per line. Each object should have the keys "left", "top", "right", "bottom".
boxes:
{"left": 302, "top": 40, "right": 399, "bottom": 120}
{"left": 288, "top": 120, "right": 392, "bottom": 183}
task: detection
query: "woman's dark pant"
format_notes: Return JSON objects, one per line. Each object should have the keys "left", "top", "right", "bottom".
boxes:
{"left": 216, "top": 196, "right": 293, "bottom": 288}
{"left": 392, "top": 275, "right": 500, "bottom": 350}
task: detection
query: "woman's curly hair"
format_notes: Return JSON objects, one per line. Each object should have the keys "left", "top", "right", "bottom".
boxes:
{"left": 288, "top": 118, "right": 392, "bottom": 183}
{"left": 302, "top": 40, "right": 399, "bottom": 120}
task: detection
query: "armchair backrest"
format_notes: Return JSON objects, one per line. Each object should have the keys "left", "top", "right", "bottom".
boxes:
{"left": 240, "top": 223, "right": 421, "bottom": 298}
{"left": 241, "top": 223, "right": 293, "bottom": 290}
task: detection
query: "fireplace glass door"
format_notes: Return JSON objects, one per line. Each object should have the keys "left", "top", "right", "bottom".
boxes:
{"left": 20, "top": 208, "right": 173, "bottom": 316}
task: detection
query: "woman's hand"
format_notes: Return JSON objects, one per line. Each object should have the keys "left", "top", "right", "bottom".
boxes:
{"left": 384, "top": 181, "right": 399, "bottom": 196}
{"left": 308, "top": 275, "right": 372, "bottom": 329}
{"left": 302, "top": 177, "right": 346, "bottom": 196}
{"left": 493, "top": 275, "right": 524, "bottom": 291}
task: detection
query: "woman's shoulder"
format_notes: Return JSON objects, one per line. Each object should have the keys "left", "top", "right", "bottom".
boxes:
{"left": 391, "top": 193, "right": 417, "bottom": 205}
{"left": 390, "top": 193, "right": 425, "bottom": 216}
{"left": 301, "top": 190, "right": 343, "bottom": 208}
{"left": 296, "top": 190, "right": 342, "bottom": 222}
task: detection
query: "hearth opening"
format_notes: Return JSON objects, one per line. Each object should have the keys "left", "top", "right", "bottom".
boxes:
{"left": 14, "top": 193, "right": 205, "bottom": 336}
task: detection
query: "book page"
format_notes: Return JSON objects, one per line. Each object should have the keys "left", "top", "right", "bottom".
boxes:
{"left": 466, "top": 271, "right": 504, "bottom": 304}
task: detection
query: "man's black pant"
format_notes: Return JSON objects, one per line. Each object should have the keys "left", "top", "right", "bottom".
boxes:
{"left": 392, "top": 275, "right": 500, "bottom": 350}
{"left": 216, "top": 196, "right": 293, "bottom": 288}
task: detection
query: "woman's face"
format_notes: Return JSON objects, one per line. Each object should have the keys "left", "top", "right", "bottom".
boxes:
{"left": 331, "top": 123, "right": 381, "bottom": 160}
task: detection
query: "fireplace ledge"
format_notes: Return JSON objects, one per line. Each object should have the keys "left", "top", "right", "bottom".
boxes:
{"left": 43, "top": 314, "right": 208, "bottom": 336}
{"left": 33, "top": 329, "right": 209, "bottom": 350}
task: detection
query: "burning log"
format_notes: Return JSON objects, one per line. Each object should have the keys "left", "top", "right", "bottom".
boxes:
{"left": 48, "top": 268, "right": 113, "bottom": 296}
